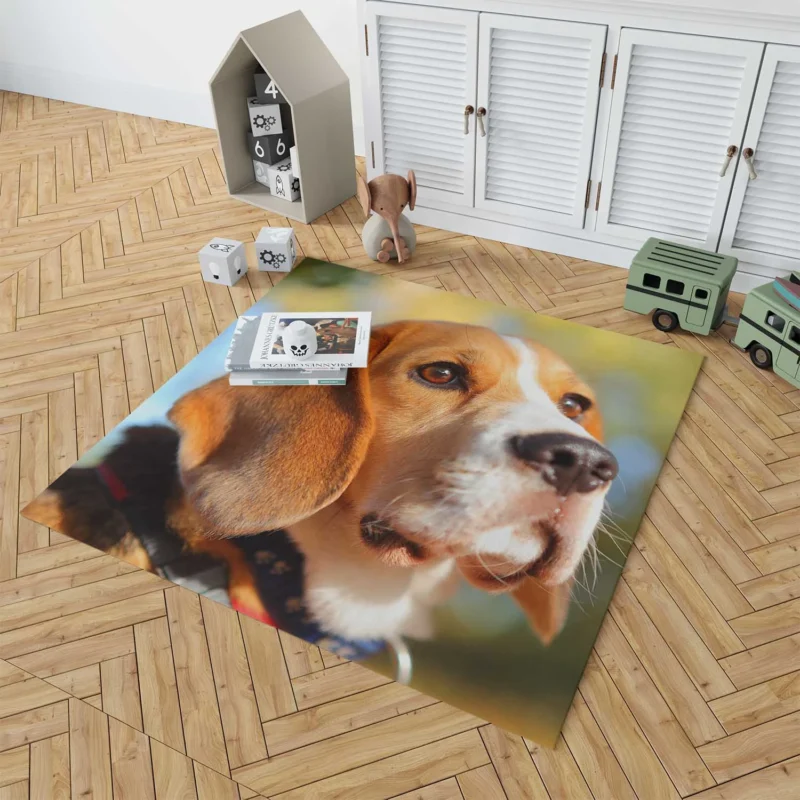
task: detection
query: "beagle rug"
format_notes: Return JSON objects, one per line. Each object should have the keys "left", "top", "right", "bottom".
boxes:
{"left": 24, "top": 259, "right": 702, "bottom": 748}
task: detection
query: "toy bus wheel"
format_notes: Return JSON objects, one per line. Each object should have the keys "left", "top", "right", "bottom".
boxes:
{"left": 652, "top": 309, "right": 679, "bottom": 332}
{"left": 749, "top": 344, "right": 773, "bottom": 370}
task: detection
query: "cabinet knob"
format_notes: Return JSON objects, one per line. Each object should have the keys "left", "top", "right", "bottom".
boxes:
{"left": 719, "top": 144, "right": 737, "bottom": 177}
{"left": 743, "top": 148, "right": 758, "bottom": 180}
{"left": 463, "top": 105, "right": 474, "bottom": 135}
{"left": 476, "top": 107, "right": 487, "bottom": 137}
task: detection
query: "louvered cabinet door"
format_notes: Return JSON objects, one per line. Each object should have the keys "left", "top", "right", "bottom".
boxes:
{"left": 475, "top": 15, "right": 607, "bottom": 228}
{"left": 364, "top": 1, "right": 478, "bottom": 207}
{"left": 719, "top": 45, "right": 800, "bottom": 271}
{"left": 596, "top": 30, "right": 764, "bottom": 248}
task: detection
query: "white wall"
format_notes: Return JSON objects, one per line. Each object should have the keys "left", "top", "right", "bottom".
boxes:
{"left": 0, "top": 0, "right": 365, "bottom": 154}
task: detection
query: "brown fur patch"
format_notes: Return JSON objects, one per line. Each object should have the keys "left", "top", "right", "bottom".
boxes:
{"left": 531, "top": 342, "right": 603, "bottom": 441}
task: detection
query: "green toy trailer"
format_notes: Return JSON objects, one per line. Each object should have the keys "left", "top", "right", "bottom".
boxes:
{"left": 624, "top": 238, "right": 800, "bottom": 391}
{"left": 734, "top": 276, "right": 800, "bottom": 384}
{"left": 624, "top": 238, "right": 738, "bottom": 335}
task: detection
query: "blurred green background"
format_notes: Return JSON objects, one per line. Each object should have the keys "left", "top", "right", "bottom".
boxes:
{"left": 68, "top": 259, "right": 702, "bottom": 747}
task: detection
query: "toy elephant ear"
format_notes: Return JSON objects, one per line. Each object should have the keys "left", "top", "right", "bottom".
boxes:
{"left": 356, "top": 172, "right": 372, "bottom": 217}
{"left": 407, "top": 170, "right": 417, "bottom": 210}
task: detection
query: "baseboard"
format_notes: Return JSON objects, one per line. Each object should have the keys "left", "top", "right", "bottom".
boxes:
{"left": 0, "top": 62, "right": 366, "bottom": 156}
{"left": 408, "top": 205, "right": 774, "bottom": 296}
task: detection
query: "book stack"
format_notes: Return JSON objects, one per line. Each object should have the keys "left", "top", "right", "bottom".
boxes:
{"left": 225, "top": 312, "right": 372, "bottom": 386}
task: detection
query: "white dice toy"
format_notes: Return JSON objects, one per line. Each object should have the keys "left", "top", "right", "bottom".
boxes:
{"left": 247, "top": 97, "right": 291, "bottom": 137}
{"left": 198, "top": 238, "right": 247, "bottom": 286}
{"left": 253, "top": 160, "right": 270, "bottom": 189}
{"left": 267, "top": 158, "right": 300, "bottom": 201}
{"left": 255, "top": 227, "right": 297, "bottom": 273}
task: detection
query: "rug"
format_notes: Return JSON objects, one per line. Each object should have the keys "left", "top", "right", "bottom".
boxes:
{"left": 24, "top": 259, "right": 702, "bottom": 747}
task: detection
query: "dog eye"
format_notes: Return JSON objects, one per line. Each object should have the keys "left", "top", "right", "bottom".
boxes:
{"left": 415, "top": 362, "right": 464, "bottom": 388}
{"left": 559, "top": 393, "right": 592, "bottom": 419}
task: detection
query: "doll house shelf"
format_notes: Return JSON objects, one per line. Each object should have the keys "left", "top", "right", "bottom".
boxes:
{"left": 210, "top": 11, "right": 356, "bottom": 223}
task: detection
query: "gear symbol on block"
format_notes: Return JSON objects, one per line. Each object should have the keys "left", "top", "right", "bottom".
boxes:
{"left": 291, "top": 178, "right": 300, "bottom": 192}
{"left": 266, "top": 115, "right": 277, "bottom": 129}
{"left": 253, "top": 114, "right": 269, "bottom": 130}
{"left": 259, "top": 250, "right": 286, "bottom": 267}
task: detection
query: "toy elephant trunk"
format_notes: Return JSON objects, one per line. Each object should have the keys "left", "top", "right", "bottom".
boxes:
{"left": 357, "top": 171, "right": 418, "bottom": 264}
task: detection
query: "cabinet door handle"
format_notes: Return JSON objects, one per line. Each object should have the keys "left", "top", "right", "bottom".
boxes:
{"left": 743, "top": 147, "right": 758, "bottom": 180}
{"left": 476, "top": 107, "right": 486, "bottom": 137}
{"left": 719, "top": 145, "right": 737, "bottom": 177}
{"left": 464, "top": 105, "right": 474, "bottom": 135}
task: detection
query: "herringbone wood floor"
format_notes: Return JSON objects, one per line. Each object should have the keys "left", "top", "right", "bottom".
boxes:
{"left": 1, "top": 92, "right": 799, "bottom": 800}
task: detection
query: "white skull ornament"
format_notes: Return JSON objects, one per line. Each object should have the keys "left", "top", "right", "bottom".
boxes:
{"left": 281, "top": 320, "right": 318, "bottom": 360}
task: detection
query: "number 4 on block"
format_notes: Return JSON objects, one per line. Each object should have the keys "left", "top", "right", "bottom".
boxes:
{"left": 255, "top": 71, "right": 288, "bottom": 104}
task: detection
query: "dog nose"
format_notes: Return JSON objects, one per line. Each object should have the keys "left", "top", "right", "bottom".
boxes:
{"left": 509, "top": 432, "right": 618, "bottom": 495}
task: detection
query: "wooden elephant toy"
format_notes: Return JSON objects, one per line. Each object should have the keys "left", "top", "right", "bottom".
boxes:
{"left": 357, "top": 171, "right": 417, "bottom": 263}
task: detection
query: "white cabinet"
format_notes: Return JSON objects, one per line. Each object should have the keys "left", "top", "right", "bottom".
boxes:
{"left": 475, "top": 15, "right": 606, "bottom": 228}
{"left": 364, "top": 3, "right": 605, "bottom": 221}
{"left": 360, "top": 0, "right": 800, "bottom": 286}
{"left": 364, "top": 1, "right": 478, "bottom": 207}
{"left": 719, "top": 44, "right": 800, "bottom": 272}
{"left": 595, "top": 30, "right": 764, "bottom": 248}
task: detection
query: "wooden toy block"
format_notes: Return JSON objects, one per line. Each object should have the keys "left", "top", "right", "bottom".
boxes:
{"left": 247, "top": 97, "right": 292, "bottom": 137}
{"left": 255, "top": 226, "right": 297, "bottom": 272}
{"left": 290, "top": 145, "right": 301, "bottom": 180}
{"left": 254, "top": 68, "right": 288, "bottom": 104}
{"left": 198, "top": 238, "right": 247, "bottom": 286}
{"left": 253, "top": 160, "right": 270, "bottom": 188}
{"left": 267, "top": 158, "right": 300, "bottom": 201}
{"left": 248, "top": 129, "right": 294, "bottom": 165}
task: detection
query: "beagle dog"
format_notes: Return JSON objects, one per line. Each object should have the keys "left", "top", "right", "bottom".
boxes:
{"left": 25, "top": 320, "right": 617, "bottom": 648}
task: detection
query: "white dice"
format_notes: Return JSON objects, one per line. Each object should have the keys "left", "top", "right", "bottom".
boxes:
{"left": 253, "top": 160, "right": 270, "bottom": 189}
{"left": 255, "top": 227, "right": 297, "bottom": 272}
{"left": 198, "top": 237, "right": 247, "bottom": 286}
{"left": 267, "top": 158, "right": 300, "bottom": 201}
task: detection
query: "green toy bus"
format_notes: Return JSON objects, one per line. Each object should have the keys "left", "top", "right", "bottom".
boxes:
{"left": 624, "top": 238, "right": 800, "bottom": 390}
{"left": 734, "top": 279, "right": 800, "bottom": 384}
{"left": 623, "top": 238, "right": 738, "bottom": 335}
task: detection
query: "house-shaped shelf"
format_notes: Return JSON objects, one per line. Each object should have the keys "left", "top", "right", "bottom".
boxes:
{"left": 210, "top": 11, "right": 356, "bottom": 223}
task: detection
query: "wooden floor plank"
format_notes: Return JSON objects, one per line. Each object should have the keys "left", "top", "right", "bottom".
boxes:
{"left": 100, "top": 654, "right": 144, "bottom": 731}
{"left": 200, "top": 597, "right": 267, "bottom": 769}
{"left": 109, "top": 715, "right": 157, "bottom": 800}
{"left": 134, "top": 616, "right": 186, "bottom": 753}
{"left": 29, "top": 733, "right": 70, "bottom": 800}
{"left": 69, "top": 698, "right": 113, "bottom": 800}
{"left": 165, "top": 587, "right": 230, "bottom": 776}
{"left": 150, "top": 738, "right": 199, "bottom": 800}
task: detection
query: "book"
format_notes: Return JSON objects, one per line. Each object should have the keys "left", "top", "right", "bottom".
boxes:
{"left": 225, "top": 316, "right": 263, "bottom": 372}
{"left": 229, "top": 368, "right": 348, "bottom": 386}
{"left": 248, "top": 312, "right": 371, "bottom": 370}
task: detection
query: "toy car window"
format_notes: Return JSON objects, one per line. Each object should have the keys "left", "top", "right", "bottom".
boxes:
{"left": 790, "top": 327, "right": 800, "bottom": 346}
{"left": 666, "top": 279, "right": 685, "bottom": 295}
{"left": 695, "top": 288, "right": 708, "bottom": 300}
{"left": 643, "top": 273, "right": 660, "bottom": 289}
{"left": 766, "top": 311, "right": 786, "bottom": 333}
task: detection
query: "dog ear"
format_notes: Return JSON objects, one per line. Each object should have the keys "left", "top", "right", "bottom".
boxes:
{"left": 168, "top": 370, "right": 376, "bottom": 537}
{"left": 511, "top": 577, "right": 573, "bottom": 645}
